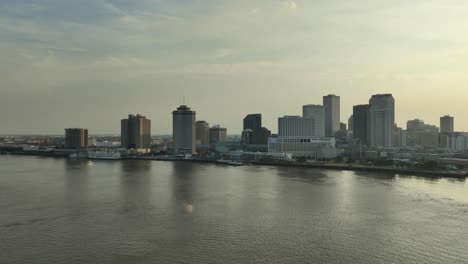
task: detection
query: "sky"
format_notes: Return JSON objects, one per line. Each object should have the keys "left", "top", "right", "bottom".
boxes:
{"left": 1, "top": 0, "right": 468, "bottom": 134}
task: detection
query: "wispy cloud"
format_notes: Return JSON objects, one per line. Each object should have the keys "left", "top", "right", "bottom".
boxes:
{"left": 281, "top": 0, "right": 297, "bottom": 9}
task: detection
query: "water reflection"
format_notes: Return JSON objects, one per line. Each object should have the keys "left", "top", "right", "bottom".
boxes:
{"left": 353, "top": 171, "right": 397, "bottom": 181}
{"left": 275, "top": 166, "right": 328, "bottom": 183}
{"left": 64, "top": 159, "right": 90, "bottom": 215}
{"left": 119, "top": 160, "right": 152, "bottom": 214}
{"left": 171, "top": 161, "right": 196, "bottom": 216}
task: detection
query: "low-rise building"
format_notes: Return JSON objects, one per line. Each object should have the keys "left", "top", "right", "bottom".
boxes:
{"left": 227, "top": 151, "right": 293, "bottom": 162}
{"left": 268, "top": 136, "right": 337, "bottom": 159}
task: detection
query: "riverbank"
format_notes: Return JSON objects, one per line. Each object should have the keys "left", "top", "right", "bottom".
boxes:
{"left": 249, "top": 161, "right": 467, "bottom": 179}
{"left": 1, "top": 152, "right": 467, "bottom": 179}
{"left": 127, "top": 156, "right": 467, "bottom": 179}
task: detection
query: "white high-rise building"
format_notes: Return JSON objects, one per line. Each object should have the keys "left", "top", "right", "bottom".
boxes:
{"left": 302, "top": 105, "right": 325, "bottom": 137}
{"left": 323, "top": 94, "right": 340, "bottom": 137}
{"left": 270, "top": 115, "right": 337, "bottom": 158}
{"left": 278, "top": 116, "right": 316, "bottom": 137}
{"left": 369, "top": 94, "right": 395, "bottom": 147}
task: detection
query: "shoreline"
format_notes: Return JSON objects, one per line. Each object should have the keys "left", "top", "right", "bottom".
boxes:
{"left": 1, "top": 152, "right": 467, "bottom": 179}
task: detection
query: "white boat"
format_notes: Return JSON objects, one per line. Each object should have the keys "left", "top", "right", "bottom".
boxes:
{"left": 87, "top": 150, "right": 121, "bottom": 160}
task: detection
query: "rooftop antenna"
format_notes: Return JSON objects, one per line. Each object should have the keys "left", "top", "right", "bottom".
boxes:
{"left": 183, "top": 96, "right": 186, "bottom": 105}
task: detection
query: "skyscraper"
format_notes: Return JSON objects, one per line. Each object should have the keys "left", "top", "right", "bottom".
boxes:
{"left": 173, "top": 105, "right": 196, "bottom": 154}
{"left": 209, "top": 125, "right": 227, "bottom": 144}
{"left": 195, "top": 121, "right": 210, "bottom": 146}
{"left": 440, "top": 115, "right": 454, "bottom": 134}
{"left": 302, "top": 104, "right": 325, "bottom": 137}
{"left": 353, "top": 104, "right": 370, "bottom": 145}
{"left": 121, "top": 114, "right": 151, "bottom": 150}
{"left": 65, "top": 128, "right": 88, "bottom": 149}
{"left": 369, "top": 94, "right": 395, "bottom": 147}
{"left": 323, "top": 94, "right": 340, "bottom": 137}
{"left": 242, "top": 114, "right": 271, "bottom": 145}
{"left": 243, "top": 114, "right": 262, "bottom": 131}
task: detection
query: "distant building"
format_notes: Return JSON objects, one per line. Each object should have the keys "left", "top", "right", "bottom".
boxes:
{"left": 65, "top": 128, "right": 88, "bottom": 149}
{"left": 243, "top": 114, "right": 262, "bottom": 131}
{"left": 268, "top": 136, "right": 336, "bottom": 159}
{"left": 334, "top": 123, "right": 348, "bottom": 140}
{"left": 392, "top": 124, "right": 405, "bottom": 147}
{"left": 446, "top": 133, "right": 468, "bottom": 151}
{"left": 195, "top": 121, "right": 210, "bottom": 146}
{"left": 407, "top": 119, "right": 425, "bottom": 131}
{"left": 302, "top": 104, "right": 325, "bottom": 137}
{"left": 348, "top": 115, "right": 353, "bottom": 132}
{"left": 278, "top": 116, "right": 316, "bottom": 137}
{"left": 242, "top": 127, "right": 271, "bottom": 145}
{"left": 241, "top": 114, "right": 271, "bottom": 146}
{"left": 323, "top": 94, "right": 340, "bottom": 137}
{"left": 227, "top": 150, "right": 293, "bottom": 162}
{"left": 400, "top": 130, "right": 408, "bottom": 147}
{"left": 173, "top": 105, "right": 196, "bottom": 154}
{"left": 121, "top": 114, "right": 151, "bottom": 151}
{"left": 369, "top": 94, "right": 395, "bottom": 147}
{"left": 241, "top": 129, "right": 254, "bottom": 145}
{"left": 440, "top": 115, "right": 454, "bottom": 134}
{"left": 406, "top": 119, "right": 439, "bottom": 147}
{"left": 353, "top": 104, "right": 370, "bottom": 145}
{"left": 209, "top": 125, "right": 227, "bottom": 144}
{"left": 340, "top": 123, "right": 347, "bottom": 131}
{"left": 270, "top": 115, "right": 337, "bottom": 158}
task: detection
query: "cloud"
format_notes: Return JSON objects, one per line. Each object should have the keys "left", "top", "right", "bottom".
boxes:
{"left": 281, "top": 0, "right": 297, "bottom": 9}
{"left": 1, "top": 0, "right": 468, "bottom": 133}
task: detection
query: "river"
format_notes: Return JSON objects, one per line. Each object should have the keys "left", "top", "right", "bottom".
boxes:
{"left": 1, "top": 156, "right": 467, "bottom": 263}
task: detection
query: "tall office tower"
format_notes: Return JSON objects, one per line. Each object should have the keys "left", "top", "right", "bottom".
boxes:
{"left": 368, "top": 94, "right": 395, "bottom": 147}
{"left": 348, "top": 115, "right": 354, "bottom": 132}
{"left": 302, "top": 104, "right": 325, "bottom": 137}
{"left": 65, "top": 128, "right": 88, "bottom": 149}
{"left": 242, "top": 114, "right": 271, "bottom": 145}
{"left": 173, "top": 105, "right": 196, "bottom": 154}
{"left": 323, "top": 94, "right": 340, "bottom": 137}
{"left": 121, "top": 114, "right": 151, "bottom": 150}
{"left": 209, "top": 125, "right": 227, "bottom": 144}
{"left": 440, "top": 115, "right": 454, "bottom": 134}
{"left": 195, "top": 121, "right": 210, "bottom": 145}
{"left": 353, "top": 104, "right": 370, "bottom": 145}
{"left": 278, "top": 116, "right": 316, "bottom": 137}
{"left": 243, "top": 114, "right": 262, "bottom": 131}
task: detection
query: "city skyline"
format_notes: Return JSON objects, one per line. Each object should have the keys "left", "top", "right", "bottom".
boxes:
{"left": 1, "top": 1, "right": 468, "bottom": 134}
{"left": 0, "top": 93, "right": 460, "bottom": 136}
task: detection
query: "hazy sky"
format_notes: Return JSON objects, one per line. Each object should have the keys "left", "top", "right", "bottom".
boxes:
{"left": 1, "top": 0, "right": 468, "bottom": 134}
